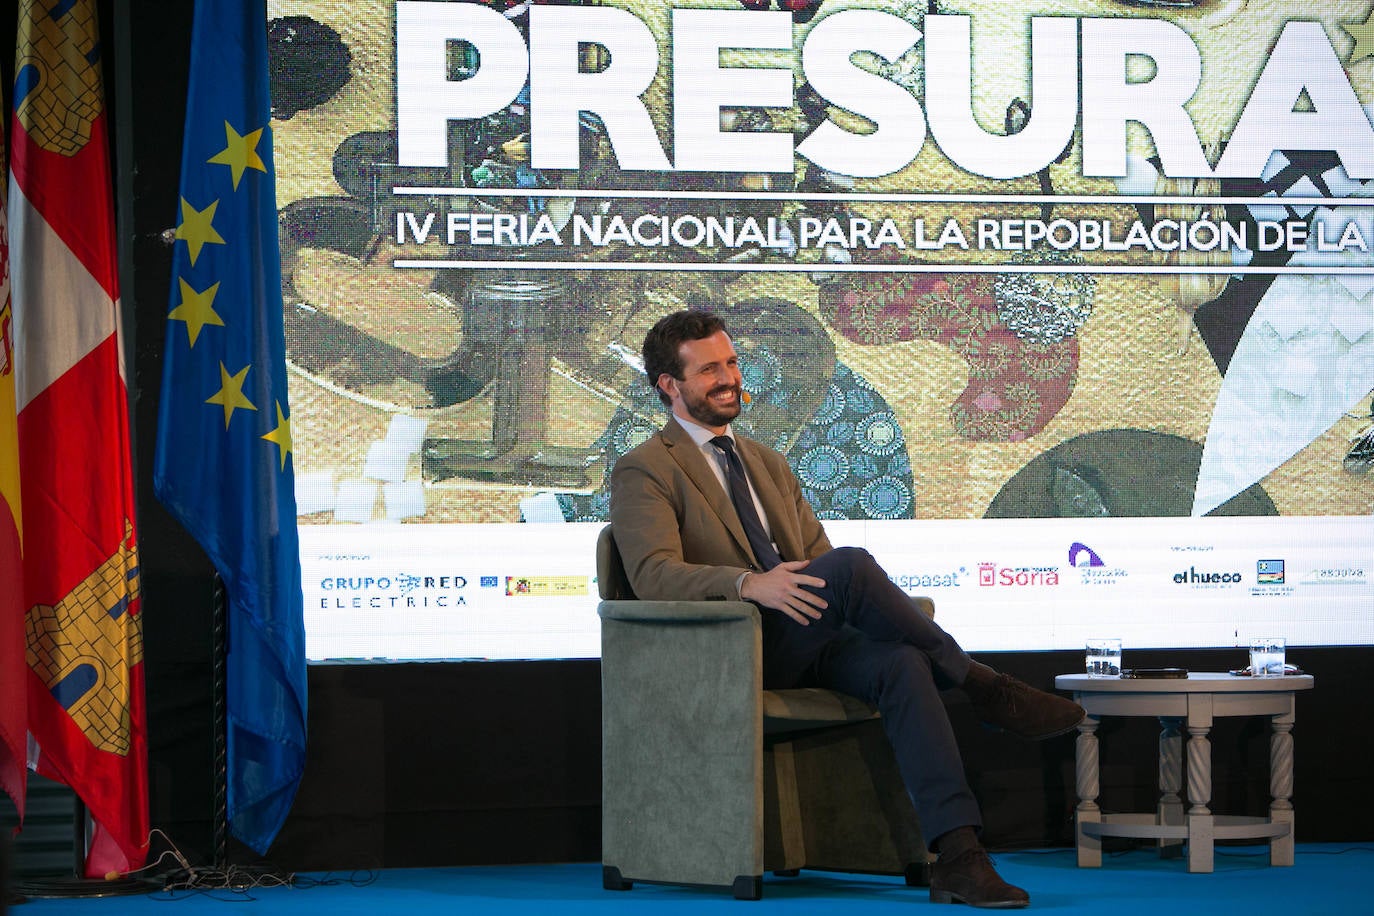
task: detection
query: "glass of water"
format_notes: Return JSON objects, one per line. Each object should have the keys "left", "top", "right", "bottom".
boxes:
{"left": 1085, "top": 638, "right": 1122, "bottom": 678}
{"left": 1250, "top": 637, "right": 1286, "bottom": 677}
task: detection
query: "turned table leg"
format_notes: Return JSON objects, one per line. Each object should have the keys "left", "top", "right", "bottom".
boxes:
{"left": 1186, "top": 721, "right": 1215, "bottom": 873}
{"left": 1075, "top": 713, "right": 1101, "bottom": 867}
{"left": 1157, "top": 716, "right": 1184, "bottom": 859}
{"left": 1269, "top": 711, "right": 1296, "bottom": 866}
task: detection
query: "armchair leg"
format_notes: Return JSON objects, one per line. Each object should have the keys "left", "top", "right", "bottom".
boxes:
{"left": 904, "top": 861, "right": 932, "bottom": 888}
{"left": 772, "top": 869, "right": 801, "bottom": 878}
{"left": 602, "top": 865, "right": 633, "bottom": 891}
{"left": 732, "top": 875, "right": 763, "bottom": 900}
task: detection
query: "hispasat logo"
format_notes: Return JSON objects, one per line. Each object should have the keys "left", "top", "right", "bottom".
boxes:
{"left": 889, "top": 567, "right": 967, "bottom": 590}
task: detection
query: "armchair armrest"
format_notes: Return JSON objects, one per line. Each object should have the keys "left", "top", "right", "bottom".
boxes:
{"left": 599, "top": 595, "right": 765, "bottom": 887}
{"left": 597, "top": 599, "right": 757, "bottom": 624}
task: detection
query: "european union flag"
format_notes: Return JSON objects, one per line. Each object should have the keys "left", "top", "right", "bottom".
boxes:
{"left": 152, "top": 0, "right": 307, "bottom": 855}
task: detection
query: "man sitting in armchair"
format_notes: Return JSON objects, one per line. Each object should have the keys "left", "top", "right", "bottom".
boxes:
{"left": 609, "top": 309, "right": 1085, "bottom": 908}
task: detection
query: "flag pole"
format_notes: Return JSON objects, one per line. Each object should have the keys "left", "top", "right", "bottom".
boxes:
{"left": 13, "top": 803, "right": 146, "bottom": 898}
{"left": 211, "top": 572, "right": 229, "bottom": 870}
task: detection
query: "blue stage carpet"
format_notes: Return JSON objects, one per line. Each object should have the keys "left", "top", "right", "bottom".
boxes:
{"left": 16, "top": 845, "right": 1371, "bottom": 914}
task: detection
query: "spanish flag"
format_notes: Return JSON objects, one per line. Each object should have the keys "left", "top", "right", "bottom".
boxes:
{"left": 1, "top": 110, "right": 25, "bottom": 827}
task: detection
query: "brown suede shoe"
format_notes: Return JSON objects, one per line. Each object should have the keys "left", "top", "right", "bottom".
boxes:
{"left": 964, "top": 663, "right": 1085, "bottom": 740}
{"left": 930, "top": 847, "right": 1030, "bottom": 908}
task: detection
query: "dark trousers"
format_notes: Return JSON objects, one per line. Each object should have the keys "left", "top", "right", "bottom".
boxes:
{"left": 758, "top": 546, "right": 981, "bottom": 845}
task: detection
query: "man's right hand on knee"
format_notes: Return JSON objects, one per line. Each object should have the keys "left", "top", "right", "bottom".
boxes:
{"left": 740, "top": 562, "right": 827, "bottom": 625}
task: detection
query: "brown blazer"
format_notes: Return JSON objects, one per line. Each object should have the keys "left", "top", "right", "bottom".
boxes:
{"left": 609, "top": 415, "right": 832, "bottom": 602}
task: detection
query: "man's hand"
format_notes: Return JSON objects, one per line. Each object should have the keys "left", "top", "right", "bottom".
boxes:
{"left": 740, "top": 561, "right": 827, "bottom": 626}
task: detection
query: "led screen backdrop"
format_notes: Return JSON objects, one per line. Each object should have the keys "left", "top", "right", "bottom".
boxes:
{"left": 264, "top": 0, "right": 1374, "bottom": 660}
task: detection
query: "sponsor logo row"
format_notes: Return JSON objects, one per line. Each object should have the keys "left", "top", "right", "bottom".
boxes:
{"left": 889, "top": 542, "right": 1368, "bottom": 593}
{"left": 310, "top": 544, "right": 1367, "bottom": 603}
{"left": 311, "top": 573, "right": 593, "bottom": 608}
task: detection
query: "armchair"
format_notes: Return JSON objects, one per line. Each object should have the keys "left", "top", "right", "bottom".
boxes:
{"left": 596, "top": 524, "right": 933, "bottom": 900}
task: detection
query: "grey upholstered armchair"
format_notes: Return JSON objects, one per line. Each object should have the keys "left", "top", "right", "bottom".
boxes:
{"left": 596, "top": 524, "right": 933, "bottom": 900}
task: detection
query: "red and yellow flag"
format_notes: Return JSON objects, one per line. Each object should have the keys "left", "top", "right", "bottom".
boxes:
{"left": 9, "top": 0, "right": 148, "bottom": 876}
{"left": 0, "top": 106, "right": 25, "bottom": 825}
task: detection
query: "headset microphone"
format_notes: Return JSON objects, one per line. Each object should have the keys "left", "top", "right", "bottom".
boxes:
{"left": 741, "top": 390, "right": 752, "bottom": 405}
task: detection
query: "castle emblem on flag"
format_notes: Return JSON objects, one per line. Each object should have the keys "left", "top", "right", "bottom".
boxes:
{"left": 12, "top": 0, "right": 103, "bottom": 156}
{"left": 24, "top": 520, "right": 142, "bottom": 755}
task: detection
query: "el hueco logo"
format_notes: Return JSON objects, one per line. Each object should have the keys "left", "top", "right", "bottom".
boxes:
{"left": 1172, "top": 565, "right": 1242, "bottom": 586}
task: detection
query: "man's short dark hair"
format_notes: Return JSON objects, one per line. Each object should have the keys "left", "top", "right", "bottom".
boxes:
{"left": 642, "top": 310, "right": 728, "bottom": 406}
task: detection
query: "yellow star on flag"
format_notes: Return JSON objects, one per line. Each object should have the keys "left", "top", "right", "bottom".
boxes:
{"left": 174, "top": 197, "right": 225, "bottom": 266}
{"left": 208, "top": 120, "right": 267, "bottom": 190}
{"left": 206, "top": 362, "right": 258, "bottom": 428}
{"left": 169, "top": 279, "right": 224, "bottom": 348}
{"left": 1343, "top": 10, "right": 1374, "bottom": 64}
{"left": 261, "top": 401, "right": 293, "bottom": 471}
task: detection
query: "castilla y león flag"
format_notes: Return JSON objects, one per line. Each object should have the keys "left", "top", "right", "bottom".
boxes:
{"left": 8, "top": 0, "right": 148, "bottom": 877}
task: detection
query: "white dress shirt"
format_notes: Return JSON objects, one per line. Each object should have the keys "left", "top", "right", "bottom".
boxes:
{"left": 673, "top": 414, "right": 779, "bottom": 597}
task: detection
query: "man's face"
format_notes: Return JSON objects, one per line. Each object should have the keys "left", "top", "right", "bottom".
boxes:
{"left": 658, "top": 330, "right": 743, "bottom": 433}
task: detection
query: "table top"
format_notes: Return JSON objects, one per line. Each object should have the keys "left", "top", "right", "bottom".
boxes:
{"left": 1055, "top": 672, "right": 1314, "bottom": 693}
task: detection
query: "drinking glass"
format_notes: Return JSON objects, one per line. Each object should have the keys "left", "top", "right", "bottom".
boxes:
{"left": 1085, "top": 638, "right": 1122, "bottom": 678}
{"left": 1250, "top": 637, "right": 1286, "bottom": 677}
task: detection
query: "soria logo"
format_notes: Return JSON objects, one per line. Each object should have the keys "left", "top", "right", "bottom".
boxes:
{"left": 978, "top": 562, "right": 1060, "bottom": 587}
